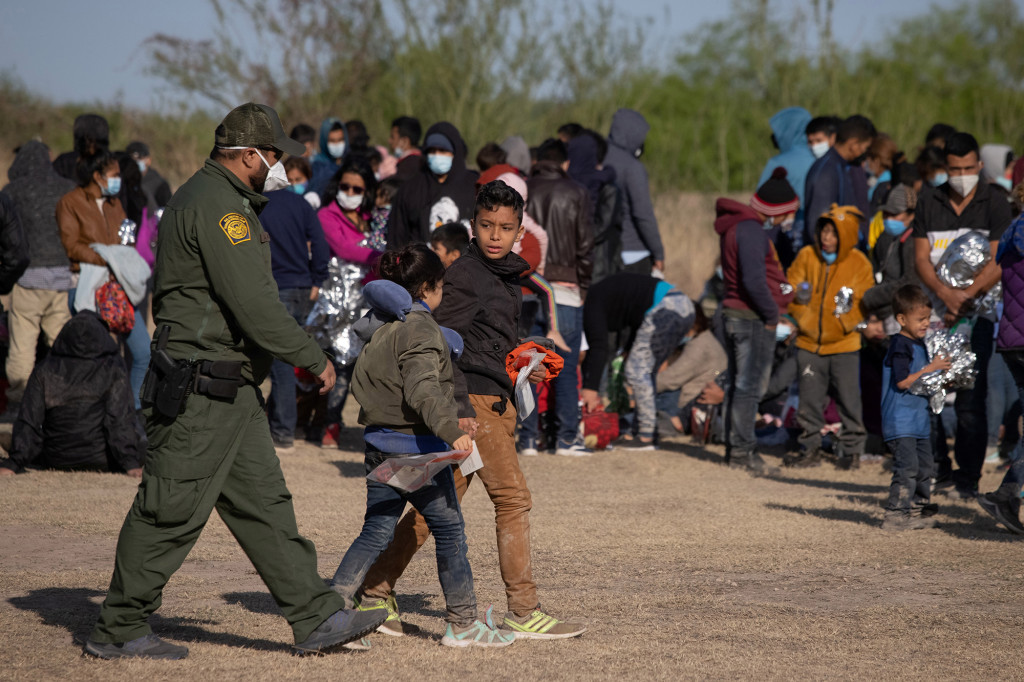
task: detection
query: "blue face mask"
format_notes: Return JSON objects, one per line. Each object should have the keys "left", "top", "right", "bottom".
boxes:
{"left": 775, "top": 322, "right": 792, "bottom": 342}
{"left": 883, "top": 218, "right": 908, "bottom": 236}
{"left": 136, "top": 160, "right": 147, "bottom": 174}
{"left": 763, "top": 217, "right": 775, "bottom": 231}
{"left": 929, "top": 172, "right": 948, "bottom": 187}
{"left": 996, "top": 176, "right": 1013, "bottom": 192}
{"left": 102, "top": 176, "right": 121, "bottom": 196}
{"left": 290, "top": 182, "right": 307, "bottom": 195}
{"left": 428, "top": 153, "right": 454, "bottom": 176}
{"left": 822, "top": 251, "right": 837, "bottom": 265}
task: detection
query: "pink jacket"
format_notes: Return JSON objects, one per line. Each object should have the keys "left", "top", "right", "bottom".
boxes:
{"left": 497, "top": 171, "right": 548, "bottom": 275}
{"left": 318, "top": 200, "right": 378, "bottom": 265}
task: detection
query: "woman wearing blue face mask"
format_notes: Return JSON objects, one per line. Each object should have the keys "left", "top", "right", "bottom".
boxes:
{"left": 57, "top": 149, "right": 152, "bottom": 410}
{"left": 862, "top": 185, "right": 921, "bottom": 329}
{"left": 916, "top": 145, "right": 948, "bottom": 189}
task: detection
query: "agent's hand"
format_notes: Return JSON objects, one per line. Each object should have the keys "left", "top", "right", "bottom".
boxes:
{"left": 925, "top": 355, "right": 953, "bottom": 373}
{"left": 528, "top": 367, "right": 546, "bottom": 385}
{"left": 0, "top": 467, "right": 15, "bottom": 477}
{"left": 458, "top": 417, "right": 478, "bottom": 439}
{"left": 126, "top": 468, "right": 143, "bottom": 479}
{"left": 581, "top": 388, "right": 603, "bottom": 412}
{"left": 453, "top": 435, "right": 473, "bottom": 452}
{"left": 318, "top": 362, "right": 336, "bottom": 395}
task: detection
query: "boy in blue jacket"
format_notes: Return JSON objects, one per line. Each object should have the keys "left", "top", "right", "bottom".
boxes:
{"left": 881, "top": 285, "right": 950, "bottom": 530}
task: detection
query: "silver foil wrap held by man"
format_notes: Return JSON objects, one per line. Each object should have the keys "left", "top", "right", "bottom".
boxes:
{"left": 934, "top": 230, "right": 1002, "bottom": 318}
{"left": 305, "top": 257, "right": 370, "bottom": 366}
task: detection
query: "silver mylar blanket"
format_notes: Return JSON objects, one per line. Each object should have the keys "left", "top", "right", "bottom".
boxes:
{"left": 306, "top": 257, "right": 370, "bottom": 366}
{"left": 909, "top": 327, "right": 978, "bottom": 414}
{"left": 934, "top": 230, "right": 1002, "bottom": 319}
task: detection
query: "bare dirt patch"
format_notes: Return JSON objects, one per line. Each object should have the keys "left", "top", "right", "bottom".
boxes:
{"left": 2, "top": 430, "right": 1023, "bottom": 681}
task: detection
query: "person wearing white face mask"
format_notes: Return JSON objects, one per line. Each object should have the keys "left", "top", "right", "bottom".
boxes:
{"left": 313, "top": 161, "right": 382, "bottom": 448}
{"left": 913, "top": 131, "right": 1014, "bottom": 500}
{"left": 126, "top": 141, "right": 172, "bottom": 217}
{"left": 309, "top": 117, "right": 349, "bottom": 196}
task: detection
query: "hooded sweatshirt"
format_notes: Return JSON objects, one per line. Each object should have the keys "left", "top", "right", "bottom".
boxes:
{"left": 758, "top": 107, "right": 815, "bottom": 233}
{"left": 605, "top": 109, "right": 663, "bottom": 262}
{"left": 501, "top": 136, "right": 531, "bottom": 175}
{"left": 2, "top": 311, "right": 143, "bottom": 473}
{"left": 386, "top": 121, "right": 478, "bottom": 248}
{"left": 715, "top": 198, "right": 792, "bottom": 325}
{"left": 3, "top": 141, "right": 73, "bottom": 274}
{"left": 787, "top": 204, "right": 875, "bottom": 355}
{"left": 980, "top": 143, "right": 1013, "bottom": 186}
{"left": 310, "top": 117, "right": 349, "bottom": 196}
{"left": 567, "top": 133, "right": 617, "bottom": 221}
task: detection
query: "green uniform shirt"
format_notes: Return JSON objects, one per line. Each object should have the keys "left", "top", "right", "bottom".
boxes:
{"left": 153, "top": 159, "right": 327, "bottom": 383}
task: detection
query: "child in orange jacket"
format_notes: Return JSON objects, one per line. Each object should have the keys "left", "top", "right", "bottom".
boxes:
{"left": 785, "top": 204, "right": 875, "bottom": 469}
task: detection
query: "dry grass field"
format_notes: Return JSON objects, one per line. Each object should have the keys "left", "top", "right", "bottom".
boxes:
{"left": 2, "top": 418, "right": 1023, "bottom": 681}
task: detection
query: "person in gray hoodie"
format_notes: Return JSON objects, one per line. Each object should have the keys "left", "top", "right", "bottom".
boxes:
{"left": 605, "top": 108, "right": 664, "bottom": 275}
{"left": 2, "top": 141, "right": 72, "bottom": 401}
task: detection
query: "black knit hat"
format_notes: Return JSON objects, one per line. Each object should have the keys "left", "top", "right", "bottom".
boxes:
{"left": 750, "top": 167, "right": 799, "bottom": 216}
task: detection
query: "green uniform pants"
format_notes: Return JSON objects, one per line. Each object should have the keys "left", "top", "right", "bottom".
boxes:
{"left": 90, "top": 386, "right": 343, "bottom": 644}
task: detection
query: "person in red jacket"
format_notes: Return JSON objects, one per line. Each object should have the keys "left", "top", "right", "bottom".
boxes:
{"left": 715, "top": 167, "right": 798, "bottom": 475}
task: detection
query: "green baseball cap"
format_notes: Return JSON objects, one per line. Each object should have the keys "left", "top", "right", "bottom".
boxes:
{"left": 215, "top": 102, "right": 304, "bottom": 157}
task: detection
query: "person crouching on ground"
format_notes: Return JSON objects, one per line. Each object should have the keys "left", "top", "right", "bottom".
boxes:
{"left": 0, "top": 311, "right": 143, "bottom": 477}
{"left": 329, "top": 244, "right": 514, "bottom": 648}
{"left": 881, "top": 285, "right": 950, "bottom": 530}
{"left": 785, "top": 204, "right": 875, "bottom": 469}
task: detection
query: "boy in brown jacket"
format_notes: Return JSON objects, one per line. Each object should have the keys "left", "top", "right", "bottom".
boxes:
{"left": 785, "top": 204, "right": 875, "bottom": 469}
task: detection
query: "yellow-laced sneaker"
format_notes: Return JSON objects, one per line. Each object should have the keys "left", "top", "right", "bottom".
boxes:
{"left": 502, "top": 609, "right": 586, "bottom": 639}
{"left": 356, "top": 591, "right": 404, "bottom": 637}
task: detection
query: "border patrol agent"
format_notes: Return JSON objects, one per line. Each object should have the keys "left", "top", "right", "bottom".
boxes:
{"left": 84, "top": 103, "right": 385, "bottom": 660}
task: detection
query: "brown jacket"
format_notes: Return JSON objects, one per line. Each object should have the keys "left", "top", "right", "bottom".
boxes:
{"left": 56, "top": 186, "right": 122, "bottom": 270}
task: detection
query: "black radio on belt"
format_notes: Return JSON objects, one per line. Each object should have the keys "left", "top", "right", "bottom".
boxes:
{"left": 141, "top": 326, "right": 244, "bottom": 419}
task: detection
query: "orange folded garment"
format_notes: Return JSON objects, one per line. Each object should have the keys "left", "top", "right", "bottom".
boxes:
{"left": 505, "top": 341, "right": 563, "bottom": 383}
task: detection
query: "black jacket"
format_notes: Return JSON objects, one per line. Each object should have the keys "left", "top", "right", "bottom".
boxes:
{"left": 527, "top": 161, "right": 594, "bottom": 292}
{"left": 863, "top": 229, "right": 918, "bottom": 319}
{"left": 434, "top": 241, "right": 528, "bottom": 417}
{"left": 1, "top": 311, "right": 144, "bottom": 474}
{"left": 0, "top": 193, "right": 29, "bottom": 294}
{"left": 386, "top": 122, "right": 478, "bottom": 248}
{"left": 3, "top": 140, "right": 73, "bottom": 270}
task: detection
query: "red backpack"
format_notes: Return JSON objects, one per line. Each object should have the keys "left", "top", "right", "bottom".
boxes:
{"left": 95, "top": 280, "right": 135, "bottom": 334}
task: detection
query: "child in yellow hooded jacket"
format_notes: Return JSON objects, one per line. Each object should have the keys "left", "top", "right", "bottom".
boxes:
{"left": 785, "top": 204, "right": 875, "bottom": 469}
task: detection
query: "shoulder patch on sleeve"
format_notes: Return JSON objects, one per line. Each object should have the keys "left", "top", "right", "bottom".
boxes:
{"left": 219, "top": 213, "right": 251, "bottom": 245}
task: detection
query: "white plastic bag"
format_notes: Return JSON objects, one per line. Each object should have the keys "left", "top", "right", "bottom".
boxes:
{"left": 514, "top": 348, "right": 545, "bottom": 420}
{"left": 366, "top": 449, "right": 472, "bottom": 492}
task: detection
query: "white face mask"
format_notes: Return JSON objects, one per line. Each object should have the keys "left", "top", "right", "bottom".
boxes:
{"left": 255, "top": 149, "right": 289, "bottom": 192}
{"left": 948, "top": 173, "right": 979, "bottom": 197}
{"left": 336, "top": 190, "right": 363, "bottom": 211}
{"left": 327, "top": 141, "right": 346, "bottom": 159}
{"left": 810, "top": 141, "right": 829, "bottom": 159}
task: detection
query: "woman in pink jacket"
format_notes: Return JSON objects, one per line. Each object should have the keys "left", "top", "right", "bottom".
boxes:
{"left": 315, "top": 161, "right": 380, "bottom": 447}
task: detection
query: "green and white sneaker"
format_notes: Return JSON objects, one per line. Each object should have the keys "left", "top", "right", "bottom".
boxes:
{"left": 441, "top": 606, "right": 515, "bottom": 648}
{"left": 356, "top": 591, "right": 404, "bottom": 637}
{"left": 502, "top": 608, "right": 586, "bottom": 640}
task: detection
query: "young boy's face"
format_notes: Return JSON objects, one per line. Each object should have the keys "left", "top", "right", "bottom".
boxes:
{"left": 430, "top": 242, "right": 461, "bottom": 269}
{"left": 897, "top": 304, "right": 932, "bottom": 340}
{"left": 286, "top": 167, "right": 309, "bottom": 187}
{"left": 472, "top": 205, "right": 524, "bottom": 260}
{"left": 807, "top": 131, "right": 834, "bottom": 147}
{"left": 820, "top": 223, "right": 839, "bottom": 254}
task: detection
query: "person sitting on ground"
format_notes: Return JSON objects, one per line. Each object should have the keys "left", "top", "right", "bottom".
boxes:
{"left": 881, "top": 285, "right": 951, "bottom": 530}
{"left": 655, "top": 307, "right": 727, "bottom": 433}
{"left": 0, "top": 311, "right": 144, "bottom": 477}
{"left": 785, "top": 204, "right": 874, "bottom": 470}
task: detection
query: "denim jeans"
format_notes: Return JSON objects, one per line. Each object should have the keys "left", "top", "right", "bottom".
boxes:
{"left": 518, "top": 304, "right": 583, "bottom": 449}
{"left": 886, "top": 437, "right": 934, "bottom": 512}
{"left": 268, "top": 288, "right": 313, "bottom": 443}
{"left": 723, "top": 315, "right": 776, "bottom": 458}
{"left": 995, "top": 351, "right": 1024, "bottom": 497}
{"left": 330, "top": 444, "right": 477, "bottom": 626}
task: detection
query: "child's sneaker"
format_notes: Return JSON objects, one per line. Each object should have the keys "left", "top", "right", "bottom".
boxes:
{"left": 441, "top": 606, "right": 515, "bottom": 648}
{"left": 518, "top": 438, "right": 539, "bottom": 457}
{"left": 554, "top": 443, "right": 593, "bottom": 457}
{"left": 356, "top": 591, "right": 404, "bottom": 636}
{"left": 502, "top": 608, "right": 586, "bottom": 639}
{"left": 321, "top": 423, "right": 341, "bottom": 449}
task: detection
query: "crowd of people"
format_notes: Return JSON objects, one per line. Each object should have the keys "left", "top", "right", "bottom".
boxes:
{"left": 1, "top": 99, "right": 1023, "bottom": 658}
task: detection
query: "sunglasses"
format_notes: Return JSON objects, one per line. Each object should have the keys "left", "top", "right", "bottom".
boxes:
{"left": 339, "top": 183, "right": 365, "bottom": 195}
